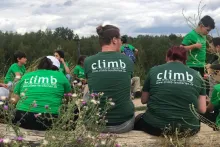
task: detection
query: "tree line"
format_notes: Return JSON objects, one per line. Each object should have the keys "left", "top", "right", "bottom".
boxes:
{"left": 0, "top": 27, "right": 186, "bottom": 81}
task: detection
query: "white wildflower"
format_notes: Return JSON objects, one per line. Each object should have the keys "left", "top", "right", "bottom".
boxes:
{"left": 0, "top": 101, "right": 4, "bottom": 105}
{"left": 3, "top": 138, "right": 11, "bottom": 144}
{"left": 43, "top": 140, "right": 48, "bottom": 145}
{"left": 109, "top": 102, "right": 115, "bottom": 106}
{"left": 20, "top": 92, "right": 25, "bottom": 97}
{"left": 96, "top": 101, "right": 100, "bottom": 104}
{"left": 1, "top": 96, "right": 6, "bottom": 101}
{"left": 91, "top": 99, "right": 97, "bottom": 104}
{"left": 77, "top": 82, "right": 82, "bottom": 86}
{"left": 52, "top": 136, "right": 56, "bottom": 139}
{"left": 73, "top": 80, "right": 78, "bottom": 84}
{"left": 101, "top": 140, "right": 106, "bottom": 145}
{"left": 99, "top": 92, "right": 104, "bottom": 96}
{"left": 72, "top": 93, "right": 77, "bottom": 98}
{"left": 96, "top": 121, "right": 99, "bottom": 124}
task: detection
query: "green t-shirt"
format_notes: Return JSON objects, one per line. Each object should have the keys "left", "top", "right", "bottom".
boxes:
{"left": 4, "top": 63, "right": 26, "bottom": 84}
{"left": 14, "top": 70, "right": 71, "bottom": 114}
{"left": 182, "top": 30, "right": 207, "bottom": 67}
{"left": 84, "top": 52, "right": 134, "bottom": 124}
{"left": 120, "top": 44, "right": 135, "bottom": 52}
{"left": 210, "top": 84, "right": 220, "bottom": 127}
{"left": 59, "top": 62, "right": 69, "bottom": 75}
{"left": 142, "top": 62, "right": 206, "bottom": 130}
{"left": 73, "top": 65, "right": 85, "bottom": 79}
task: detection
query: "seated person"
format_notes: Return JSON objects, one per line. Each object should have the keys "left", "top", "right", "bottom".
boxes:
{"left": 84, "top": 24, "right": 135, "bottom": 134}
{"left": 54, "top": 50, "right": 71, "bottom": 81}
{"left": 4, "top": 51, "right": 27, "bottom": 90}
{"left": 73, "top": 55, "right": 87, "bottom": 84}
{"left": 131, "top": 76, "right": 142, "bottom": 98}
{"left": 134, "top": 46, "right": 206, "bottom": 137}
{"left": 13, "top": 56, "right": 71, "bottom": 130}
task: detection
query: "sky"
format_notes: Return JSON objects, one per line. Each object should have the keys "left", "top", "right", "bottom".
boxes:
{"left": 0, "top": 0, "right": 219, "bottom": 37}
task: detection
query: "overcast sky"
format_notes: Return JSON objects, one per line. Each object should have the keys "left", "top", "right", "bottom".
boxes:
{"left": 0, "top": 0, "right": 219, "bottom": 37}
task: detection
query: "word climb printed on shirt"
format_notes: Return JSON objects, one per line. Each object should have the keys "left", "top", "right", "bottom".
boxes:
{"left": 23, "top": 76, "right": 58, "bottom": 88}
{"left": 156, "top": 70, "right": 194, "bottom": 85}
{"left": 91, "top": 59, "right": 126, "bottom": 72}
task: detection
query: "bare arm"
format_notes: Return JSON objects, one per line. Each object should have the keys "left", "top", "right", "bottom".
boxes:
{"left": 141, "top": 92, "right": 149, "bottom": 104}
{"left": 198, "top": 95, "right": 206, "bottom": 114}
{"left": 182, "top": 43, "right": 202, "bottom": 51}
{"left": 60, "top": 58, "right": 70, "bottom": 74}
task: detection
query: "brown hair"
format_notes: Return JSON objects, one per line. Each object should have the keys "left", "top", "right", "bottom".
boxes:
{"left": 96, "top": 25, "right": 120, "bottom": 46}
{"left": 166, "top": 46, "right": 187, "bottom": 64}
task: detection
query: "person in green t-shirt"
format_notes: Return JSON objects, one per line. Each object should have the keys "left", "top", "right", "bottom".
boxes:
{"left": 84, "top": 24, "right": 135, "bottom": 134}
{"left": 73, "top": 55, "right": 86, "bottom": 82}
{"left": 134, "top": 46, "right": 206, "bottom": 137}
{"left": 54, "top": 50, "right": 71, "bottom": 81}
{"left": 120, "top": 36, "right": 141, "bottom": 98}
{"left": 12, "top": 56, "right": 71, "bottom": 130}
{"left": 3, "top": 51, "right": 27, "bottom": 93}
{"left": 182, "top": 15, "right": 215, "bottom": 76}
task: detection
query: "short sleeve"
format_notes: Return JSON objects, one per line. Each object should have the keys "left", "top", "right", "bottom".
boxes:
{"left": 211, "top": 87, "right": 220, "bottom": 109}
{"left": 13, "top": 79, "right": 22, "bottom": 95}
{"left": 63, "top": 77, "right": 71, "bottom": 93}
{"left": 73, "top": 66, "right": 79, "bottom": 76}
{"left": 11, "top": 64, "right": 20, "bottom": 73}
{"left": 199, "top": 79, "right": 206, "bottom": 96}
{"left": 182, "top": 33, "right": 195, "bottom": 46}
{"left": 129, "top": 44, "right": 135, "bottom": 51}
{"left": 143, "top": 72, "right": 151, "bottom": 92}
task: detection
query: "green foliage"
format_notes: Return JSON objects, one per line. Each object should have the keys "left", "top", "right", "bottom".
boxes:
{"left": 0, "top": 28, "right": 184, "bottom": 81}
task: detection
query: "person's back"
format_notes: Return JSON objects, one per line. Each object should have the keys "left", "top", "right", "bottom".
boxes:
{"left": 134, "top": 46, "right": 206, "bottom": 136}
{"left": 13, "top": 56, "right": 71, "bottom": 130}
{"left": 15, "top": 69, "right": 70, "bottom": 114}
{"left": 85, "top": 52, "right": 134, "bottom": 123}
{"left": 144, "top": 62, "right": 204, "bottom": 130}
{"left": 84, "top": 24, "right": 135, "bottom": 133}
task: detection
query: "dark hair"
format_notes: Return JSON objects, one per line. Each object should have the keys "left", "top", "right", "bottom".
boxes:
{"left": 121, "top": 36, "right": 127, "bottom": 44}
{"left": 96, "top": 25, "right": 120, "bottom": 46}
{"left": 14, "top": 51, "right": 26, "bottom": 63}
{"left": 54, "top": 50, "right": 65, "bottom": 58}
{"left": 199, "top": 15, "right": 215, "bottom": 29}
{"left": 77, "top": 55, "right": 87, "bottom": 65}
{"left": 212, "top": 37, "right": 220, "bottom": 47}
{"left": 166, "top": 46, "right": 187, "bottom": 64}
{"left": 38, "top": 57, "right": 59, "bottom": 71}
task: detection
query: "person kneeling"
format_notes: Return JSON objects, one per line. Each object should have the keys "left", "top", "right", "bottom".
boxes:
{"left": 134, "top": 46, "right": 206, "bottom": 137}
{"left": 12, "top": 56, "right": 71, "bottom": 131}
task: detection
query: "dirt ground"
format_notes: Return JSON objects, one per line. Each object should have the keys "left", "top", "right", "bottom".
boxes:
{"left": 115, "top": 99, "right": 220, "bottom": 147}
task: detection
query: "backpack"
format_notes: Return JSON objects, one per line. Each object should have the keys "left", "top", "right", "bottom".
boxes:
{"left": 123, "top": 46, "right": 136, "bottom": 63}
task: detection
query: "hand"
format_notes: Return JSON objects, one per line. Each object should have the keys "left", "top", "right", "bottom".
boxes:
{"left": 60, "top": 58, "right": 65, "bottom": 63}
{"left": 0, "top": 83, "right": 8, "bottom": 88}
{"left": 194, "top": 43, "right": 202, "bottom": 49}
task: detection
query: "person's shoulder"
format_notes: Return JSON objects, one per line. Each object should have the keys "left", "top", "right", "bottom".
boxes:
{"left": 85, "top": 54, "right": 98, "bottom": 63}
{"left": 214, "top": 84, "right": 220, "bottom": 91}
{"left": 10, "top": 63, "right": 18, "bottom": 68}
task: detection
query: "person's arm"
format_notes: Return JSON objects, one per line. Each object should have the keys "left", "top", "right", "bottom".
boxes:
{"left": 182, "top": 33, "right": 202, "bottom": 51}
{"left": 0, "top": 83, "right": 8, "bottom": 88}
{"left": 198, "top": 95, "right": 207, "bottom": 113}
{"left": 141, "top": 71, "right": 150, "bottom": 104}
{"left": 207, "top": 87, "right": 220, "bottom": 112}
{"left": 141, "top": 92, "right": 149, "bottom": 104}
{"left": 11, "top": 79, "right": 22, "bottom": 104}
{"left": 60, "top": 59, "right": 70, "bottom": 74}
{"left": 182, "top": 43, "right": 202, "bottom": 51}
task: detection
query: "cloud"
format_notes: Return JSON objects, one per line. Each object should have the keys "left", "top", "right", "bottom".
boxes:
{"left": 0, "top": 0, "right": 219, "bottom": 37}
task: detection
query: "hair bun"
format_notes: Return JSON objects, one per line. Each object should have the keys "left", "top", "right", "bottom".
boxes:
{"left": 96, "top": 25, "right": 103, "bottom": 36}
